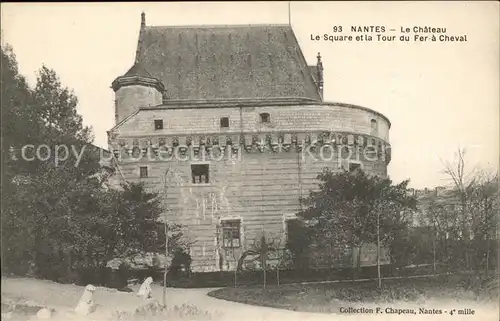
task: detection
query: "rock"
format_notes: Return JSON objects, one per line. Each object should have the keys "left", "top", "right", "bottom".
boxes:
{"left": 136, "top": 277, "right": 153, "bottom": 300}
{"left": 75, "top": 284, "right": 96, "bottom": 316}
{"left": 36, "top": 308, "right": 51, "bottom": 319}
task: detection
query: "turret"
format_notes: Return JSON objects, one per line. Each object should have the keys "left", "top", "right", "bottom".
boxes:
{"left": 111, "top": 63, "right": 164, "bottom": 124}
{"left": 111, "top": 12, "right": 164, "bottom": 124}
{"left": 316, "top": 52, "right": 324, "bottom": 99}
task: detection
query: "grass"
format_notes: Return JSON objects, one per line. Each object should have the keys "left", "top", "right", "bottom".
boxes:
{"left": 1, "top": 299, "right": 222, "bottom": 321}
{"left": 208, "top": 274, "right": 499, "bottom": 314}
{"left": 1, "top": 299, "right": 45, "bottom": 321}
{"left": 111, "top": 301, "right": 223, "bottom": 321}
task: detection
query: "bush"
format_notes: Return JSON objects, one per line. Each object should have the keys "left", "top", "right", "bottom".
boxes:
{"left": 111, "top": 302, "right": 222, "bottom": 321}
{"left": 168, "top": 248, "right": 192, "bottom": 278}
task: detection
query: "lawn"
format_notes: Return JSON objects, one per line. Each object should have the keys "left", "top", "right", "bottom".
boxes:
{"left": 1, "top": 277, "right": 222, "bottom": 321}
{"left": 208, "top": 274, "right": 499, "bottom": 314}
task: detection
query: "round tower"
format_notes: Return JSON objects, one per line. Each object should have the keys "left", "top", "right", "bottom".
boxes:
{"left": 111, "top": 12, "right": 164, "bottom": 124}
{"left": 111, "top": 63, "right": 164, "bottom": 124}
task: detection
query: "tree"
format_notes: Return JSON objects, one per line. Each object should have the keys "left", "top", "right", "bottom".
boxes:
{"left": 33, "top": 66, "right": 93, "bottom": 143}
{"left": 168, "top": 247, "right": 192, "bottom": 277}
{"left": 443, "top": 148, "right": 476, "bottom": 270}
{"left": 273, "top": 228, "right": 287, "bottom": 287}
{"left": 1, "top": 49, "right": 105, "bottom": 277}
{"left": 421, "top": 192, "right": 461, "bottom": 269}
{"left": 2, "top": 48, "right": 97, "bottom": 180}
{"left": 468, "top": 171, "right": 498, "bottom": 274}
{"left": 1, "top": 44, "right": 38, "bottom": 181}
{"left": 231, "top": 245, "right": 239, "bottom": 288}
{"left": 415, "top": 149, "right": 499, "bottom": 275}
{"left": 285, "top": 218, "right": 313, "bottom": 270}
{"left": 235, "top": 231, "right": 278, "bottom": 289}
{"left": 1, "top": 44, "right": 186, "bottom": 282}
{"left": 442, "top": 148, "right": 499, "bottom": 273}
{"left": 298, "top": 169, "right": 416, "bottom": 286}
{"left": 94, "top": 182, "right": 173, "bottom": 265}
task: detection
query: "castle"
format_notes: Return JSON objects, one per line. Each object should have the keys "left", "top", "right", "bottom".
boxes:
{"left": 107, "top": 13, "right": 392, "bottom": 272}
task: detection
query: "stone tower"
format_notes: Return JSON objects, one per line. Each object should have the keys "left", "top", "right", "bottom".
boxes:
{"left": 111, "top": 12, "right": 164, "bottom": 124}
{"left": 107, "top": 13, "right": 392, "bottom": 272}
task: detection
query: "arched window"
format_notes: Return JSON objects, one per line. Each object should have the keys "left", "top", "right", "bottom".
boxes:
{"left": 370, "top": 119, "right": 378, "bottom": 135}
{"left": 260, "top": 113, "right": 270, "bottom": 123}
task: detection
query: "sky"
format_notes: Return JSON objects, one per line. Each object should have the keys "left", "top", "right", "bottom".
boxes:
{"left": 1, "top": 2, "right": 498, "bottom": 189}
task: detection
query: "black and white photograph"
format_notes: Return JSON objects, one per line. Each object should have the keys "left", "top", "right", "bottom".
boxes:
{"left": 1, "top": 2, "right": 499, "bottom": 321}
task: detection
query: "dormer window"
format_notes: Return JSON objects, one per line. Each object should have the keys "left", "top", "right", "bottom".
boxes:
{"left": 220, "top": 117, "right": 229, "bottom": 128}
{"left": 260, "top": 113, "right": 270, "bottom": 123}
{"left": 154, "top": 119, "right": 163, "bottom": 130}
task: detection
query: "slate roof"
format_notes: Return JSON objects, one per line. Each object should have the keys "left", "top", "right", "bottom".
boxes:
{"left": 309, "top": 65, "right": 319, "bottom": 85}
{"left": 133, "top": 24, "right": 322, "bottom": 101}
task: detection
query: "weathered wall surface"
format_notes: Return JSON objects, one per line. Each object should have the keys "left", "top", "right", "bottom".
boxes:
{"left": 112, "top": 103, "right": 390, "bottom": 142}
{"left": 109, "top": 102, "right": 390, "bottom": 272}
{"left": 114, "top": 150, "right": 387, "bottom": 272}
{"left": 115, "top": 85, "right": 163, "bottom": 123}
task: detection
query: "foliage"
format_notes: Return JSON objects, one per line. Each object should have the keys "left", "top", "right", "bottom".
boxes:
{"left": 284, "top": 219, "right": 313, "bottom": 270}
{"left": 33, "top": 66, "right": 93, "bottom": 143}
{"left": 1, "top": 44, "right": 185, "bottom": 282}
{"left": 209, "top": 274, "right": 499, "bottom": 314}
{"left": 168, "top": 247, "right": 192, "bottom": 277}
{"left": 113, "top": 302, "right": 222, "bottom": 321}
{"left": 420, "top": 150, "right": 499, "bottom": 272}
{"left": 2, "top": 44, "right": 100, "bottom": 274}
{"left": 97, "top": 183, "right": 164, "bottom": 263}
{"left": 295, "top": 169, "right": 416, "bottom": 271}
{"left": 1, "top": 44, "right": 38, "bottom": 182}
{"left": 237, "top": 233, "right": 278, "bottom": 271}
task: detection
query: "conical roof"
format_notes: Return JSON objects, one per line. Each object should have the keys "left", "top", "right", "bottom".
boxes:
{"left": 111, "top": 62, "right": 164, "bottom": 92}
{"left": 123, "top": 62, "right": 153, "bottom": 78}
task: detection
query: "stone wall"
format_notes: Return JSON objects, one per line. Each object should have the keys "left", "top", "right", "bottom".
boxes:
{"left": 112, "top": 103, "right": 390, "bottom": 142}
{"left": 114, "top": 85, "right": 163, "bottom": 123}
{"left": 108, "top": 102, "right": 391, "bottom": 272}
{"left": 115, "top": 150, "right": 387, "bottom": 272}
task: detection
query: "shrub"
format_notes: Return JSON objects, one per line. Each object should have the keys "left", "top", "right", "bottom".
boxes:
{"left": 111, "top": 302, "right": 222, "bottom": 321}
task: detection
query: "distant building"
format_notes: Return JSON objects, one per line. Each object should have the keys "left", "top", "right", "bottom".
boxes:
{"left": 107, "top": 13, "right": 392, "bottom": 272}
{"left": 407, "top": 186, "right": 480, "bottom": 248}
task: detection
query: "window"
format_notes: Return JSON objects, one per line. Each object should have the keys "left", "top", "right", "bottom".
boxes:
{"left": 260, "top": 113, "right": 270, "bottom": 123}
{"left": 220, "top": 117, "right": 229, "bottom": 128}
{"left": 139, "top": 166, "right": 148, "bottom": 178}
{"left": 221, "top": 220, "right": 241, "bottom": 248}
{"left": 349, "top": 163, "right": 361, "bottom": 173}
{"left": 370, "top": 119, "right": 378, "bottom": 135}
{"left": 154, "top": 119, "right": 163, "bottom": 130}
{"left": 191, "top": 164, "right": 209, "bottom": 184}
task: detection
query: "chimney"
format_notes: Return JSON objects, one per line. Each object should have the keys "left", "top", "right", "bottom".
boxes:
{"left": 316, "top": 52, "right": 324, "bottom": 99}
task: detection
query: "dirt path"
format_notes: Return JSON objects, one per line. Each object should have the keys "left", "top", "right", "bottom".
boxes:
{"left": 2, "top": 277, "right": 498, "bottom": 321}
